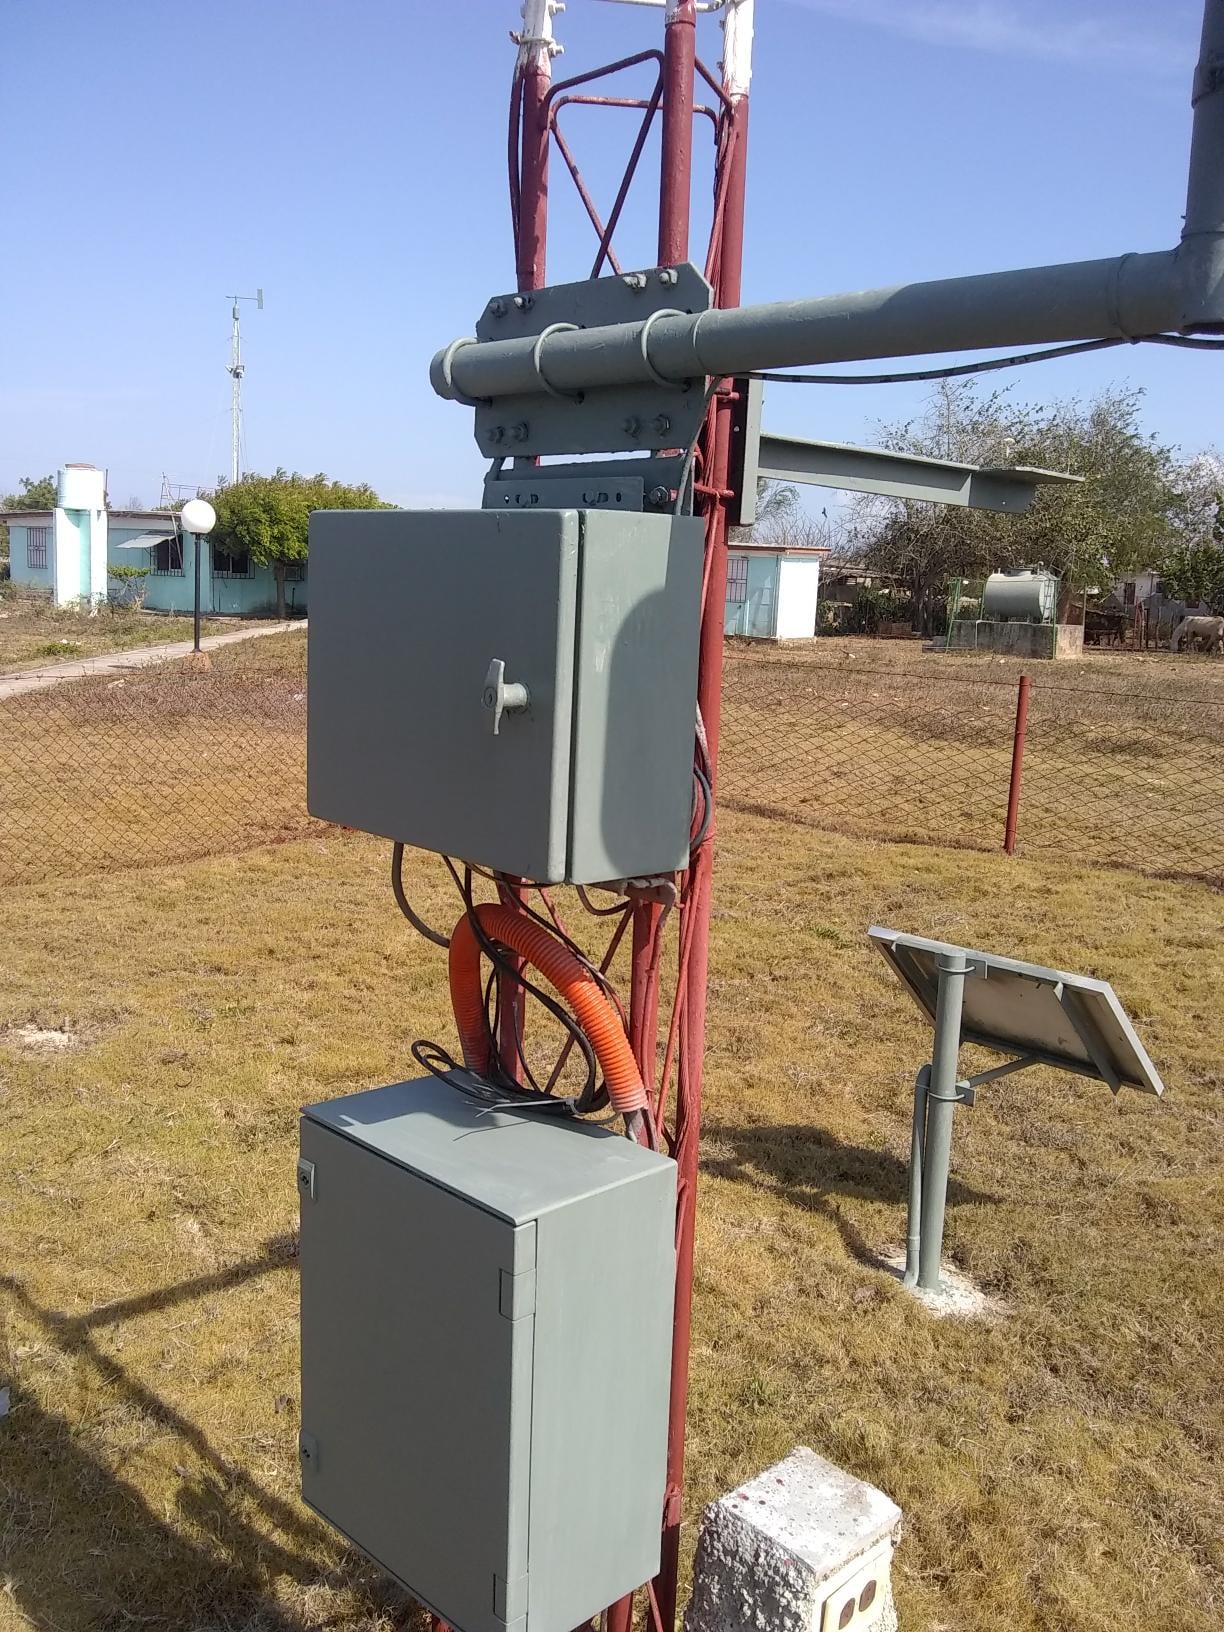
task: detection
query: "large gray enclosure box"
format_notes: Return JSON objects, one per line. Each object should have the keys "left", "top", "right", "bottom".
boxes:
{"left": 298, "top": 1076, "right": 677, "bottom": 1632}
{"left": 307, "top": 508, "right": 704, "bottom": 884}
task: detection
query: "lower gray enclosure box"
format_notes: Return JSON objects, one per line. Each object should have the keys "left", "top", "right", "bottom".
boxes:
{"left": 306, "top": 508, "right": 704, "bottom": 884}
{"left": 299, "top": 1076, "right": 677, "bottom": 1632}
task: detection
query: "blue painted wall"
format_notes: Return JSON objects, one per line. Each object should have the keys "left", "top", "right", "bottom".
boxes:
{"left": 725, "top": 553, "right": 778, "bottom": 638}
{"left": 104, "top": 526, "right": 308, "bottom": 617}
{"left": 9, "top": 512, "right": 308, "bottom": 619}
{"left": 6, "top": 522, "right": 54, "bottom": 593}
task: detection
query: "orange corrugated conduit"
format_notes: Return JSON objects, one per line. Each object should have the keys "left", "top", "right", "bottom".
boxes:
{"left": 448, "top": 903, "right": 648, "bottom": 1117}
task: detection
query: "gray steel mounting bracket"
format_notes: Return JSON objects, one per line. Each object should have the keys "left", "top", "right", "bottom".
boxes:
{"left": 460, "top": 263, "right": 713, "bottom": 461}
{"left": 482, "top": 454, "right": 690, "bottom": 515}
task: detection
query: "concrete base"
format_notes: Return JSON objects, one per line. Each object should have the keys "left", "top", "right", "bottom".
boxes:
{"left": 946, "top": 619, "right": 1083, "bottom": 659}
{"left": 685, "top": 1447, "right": 902, "bottom": 1632}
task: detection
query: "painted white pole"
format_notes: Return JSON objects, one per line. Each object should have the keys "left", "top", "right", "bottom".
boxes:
{"left": 722, "top": 0, "right": 754, "bottom": 100}
{"left": 515, "top": 0, "right": 563, "bottom": 71}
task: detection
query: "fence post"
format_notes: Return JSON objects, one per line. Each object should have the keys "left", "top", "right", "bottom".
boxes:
{"left": 1003, "top": 673, "right": 1031, "bottom": 855}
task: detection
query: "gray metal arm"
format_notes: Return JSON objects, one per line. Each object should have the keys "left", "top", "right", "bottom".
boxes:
{"left": 432, "top": 0, "right": 1224, "bottom": 406}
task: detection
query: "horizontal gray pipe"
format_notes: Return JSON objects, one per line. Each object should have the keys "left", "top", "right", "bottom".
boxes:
{"left": 432, "top": 0, "right": 1224, "bottom": 405}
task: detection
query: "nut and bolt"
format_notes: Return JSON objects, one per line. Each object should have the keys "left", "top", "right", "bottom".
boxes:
{"left": 622, "top": 272, "right": 648, "bottom": 291}
{"left": 652, "top": 415, "right": 672, "bottom": 437}
{"left": 512, "top": 293, "right": 534, "bottom": 312}
{"left": 622, "top": 416, "right": 641, "bottom": 437}
{"left": 657, "top": 268, "right": 678, "bottom": 286}
{"left": 488, "top": 298, "right": 507, "bottom": 318}
{"left": 489, "top": 425, "right": 506, "bottom": 445}
{"left": 511, "top": 422, "right": 530, "bottom": 443}
{"left": 648, "top": 484, "right": 671, "bottom": 507}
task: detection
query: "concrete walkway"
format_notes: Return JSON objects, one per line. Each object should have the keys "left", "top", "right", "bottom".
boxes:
{"left": 0, "top": 620, "right": 305, "bottom": 703}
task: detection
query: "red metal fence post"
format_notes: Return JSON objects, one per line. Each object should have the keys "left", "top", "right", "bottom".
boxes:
{"left": 1004, "top": 673, "right": 1031, "bottom": 854}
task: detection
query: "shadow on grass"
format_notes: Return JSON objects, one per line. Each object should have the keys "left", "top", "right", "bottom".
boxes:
{"left": 0, "top": 1236, "right": 413, "bottom": 1632}
{"left": 0, "top": 1390, "right": 311, "bottom": 1632}
{"left": 702, "top": 1122, "right": 995, "bottom": 1269}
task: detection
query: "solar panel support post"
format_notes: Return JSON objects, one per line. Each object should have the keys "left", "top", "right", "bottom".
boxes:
{"left": 902, "top": 1065, "right": 931, "bottom": 1288}
{"left": 917, "top": 950, "right": 972, "bottom": 1292}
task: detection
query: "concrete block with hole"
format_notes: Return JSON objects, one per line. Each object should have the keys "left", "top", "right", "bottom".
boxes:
{"left": 684, "top": 1446, "right": 903, "bottom": 1632}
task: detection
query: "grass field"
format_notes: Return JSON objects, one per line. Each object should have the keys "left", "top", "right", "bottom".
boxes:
{"left": 2, "top": 629, "right": 1222, "bottom": 888}
{"left": 0, "top": 586, "right": 265, "bottom": 672}
{"left": 0, "top": 635, "right": 313, "bottom": 883}
{"left": 720, "top": 638, "right": 1224, "bottom": 883}
{"left": 2, "top": 810, "right": 1220, "bottom": 1632}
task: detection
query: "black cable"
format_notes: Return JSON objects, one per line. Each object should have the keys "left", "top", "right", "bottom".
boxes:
{"left": 744, "top": 331, "right": 1224, "bottom": 389}
{"left": 443, "top": 856, "right": 599, "bottom": 1102}
{"left": 576, "top": 884, "right": 630, "bottom": 916}
{"left": 746, "top": 337, "right": 1131, "bottom": 387}
{"left": 691, "top": 764, "right": 713, "bottom": 851}
{"left": 410, "top": 1039, "right": 576, "bottom": 1117}
{"left": 494, "top": 875, "right": 630, "bottom": 1029}
{"left": 1144, "top": 332, "right": 1224, "bottom": 350}
{"left": 390, "top": 843, "right": 450, "bottom": 948}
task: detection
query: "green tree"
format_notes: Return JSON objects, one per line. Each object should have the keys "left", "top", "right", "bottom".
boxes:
{"left": 2, "top": 474, "right": 57, "bottom": 510}
{"left": 1159, "top": 454, "right": 1224, "bottom": 613}
{"left": 847, "top": 382, "right": 1180, "bottom": 631}
{"left": 206, "top": 469, "right": 391, "bottom": 618}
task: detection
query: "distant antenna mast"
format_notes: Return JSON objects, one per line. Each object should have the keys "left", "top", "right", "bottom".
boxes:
{"left": 226, "top": 288, "right": 264, "bottom": 485}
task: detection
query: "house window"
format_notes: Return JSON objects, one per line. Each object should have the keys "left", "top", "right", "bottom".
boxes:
{"left": 1123, "top": 581, "right": 1136, "bottom": 607}
{"left": 26, "top": 527, "right": 49, "bottom": 570}
{"left": 150, "top": 536, "right": 184, "bottom": 575}
{"left": 726, "top": 555, "right": 749, "bottom": 605}
{"left": 213, "top": 544, "right": 253, "bottom": 579}
{"left": 284, "top": 560, "right": 306, "bottom": 583}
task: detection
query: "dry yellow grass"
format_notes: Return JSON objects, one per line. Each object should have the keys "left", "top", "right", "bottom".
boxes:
{"left": 0, "top": 587, "right": 261, "bottom": 672}
{"left": 3, "top": 628, "right": 1222, "bottom": 888}
{"left": 721, "top": 640, "right": 1224, "bottom": 882}
{"left": 0, "top": 636, "right": 314, "bottom": 884}
{"left": 1, "top": 817, "right": 1220, "bottom": 1632}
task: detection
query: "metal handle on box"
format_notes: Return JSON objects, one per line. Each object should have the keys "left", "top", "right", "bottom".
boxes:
{"left": 482, "top": 658, "right": 530, "bottom": 735}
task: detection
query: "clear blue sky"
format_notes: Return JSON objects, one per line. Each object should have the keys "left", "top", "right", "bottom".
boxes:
{"left": 0, "top": 0, "right": 1214, "bottom": 508}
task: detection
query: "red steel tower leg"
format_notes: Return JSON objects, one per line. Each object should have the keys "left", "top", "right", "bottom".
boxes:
{"left": 499, "top": 6, "right": 753, "bottom": 1627}
{"left": 500, "top": 1, "right": 556, "bottom": 1080}
{"left": 516, "top": 6, "right": 553, "bottom": 292}
{"left": 655, "top": 16, "right": 751, "bottom": 1631}
{"left": 658, "top": 0, "right": 697, "bottom": 266}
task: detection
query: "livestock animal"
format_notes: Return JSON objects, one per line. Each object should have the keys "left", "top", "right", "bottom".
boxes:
{"left": 1170, "top": 614, "right": 1224, "bottom": 654}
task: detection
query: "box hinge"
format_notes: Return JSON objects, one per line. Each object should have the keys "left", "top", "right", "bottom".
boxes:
{"left": 498, "top": 1265, "right": 536, "bottom": 1321}
{"left": 493, "top": 1570, "right": 529, "bottom": 1629}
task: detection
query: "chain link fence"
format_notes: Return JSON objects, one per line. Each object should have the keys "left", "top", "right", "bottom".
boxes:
{"left": 1, "top": 632, "right": 1220, "bottom": 889}
{"left": 0, "top": 638, "right": 314, "bottom": 886}
{"left": 719, "top": 645, "right": 1224, "bottom": 886}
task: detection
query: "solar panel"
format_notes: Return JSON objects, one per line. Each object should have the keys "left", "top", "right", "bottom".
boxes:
{"left": 869, "top": 927, "right": 1163, "bottom": 1096}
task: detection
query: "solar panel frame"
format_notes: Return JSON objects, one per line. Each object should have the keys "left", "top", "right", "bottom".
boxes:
{"left": 868, "top": 927, "right": 1164, "bottom": 1095}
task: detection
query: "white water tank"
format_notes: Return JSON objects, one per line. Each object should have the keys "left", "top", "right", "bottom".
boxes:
{"left": 982, "top": 568, "right": 1057, "bottom": 623}
{"left": 57, "top": 463, "right": 106, "bottom": 511}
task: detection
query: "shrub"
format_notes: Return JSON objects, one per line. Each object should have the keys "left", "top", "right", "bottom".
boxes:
{"left": 107, "top": 564, "right": 150, "bottom": 610}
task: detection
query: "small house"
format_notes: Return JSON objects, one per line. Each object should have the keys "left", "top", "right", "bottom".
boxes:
{"left": 724, "top": 539, "right": 828, "bottom": 639}
{"left": 5, "top": 464, "right": 307, "bottom": 616}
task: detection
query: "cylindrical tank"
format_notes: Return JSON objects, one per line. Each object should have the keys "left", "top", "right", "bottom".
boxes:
{"left": 57, "top": 463, "right": 105, "bottom": 511}
{"left": 982, "top": 568, "right": 1057, "bottom": 623}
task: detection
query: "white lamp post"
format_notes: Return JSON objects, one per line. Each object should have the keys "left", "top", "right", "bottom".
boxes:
{"left": 180, "top": 498, "right": 217, "bottom": 654}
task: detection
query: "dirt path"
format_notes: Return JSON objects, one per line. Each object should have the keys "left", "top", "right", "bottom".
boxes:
{"left": 0, "top": 621, "right": 305, "bottom": 702}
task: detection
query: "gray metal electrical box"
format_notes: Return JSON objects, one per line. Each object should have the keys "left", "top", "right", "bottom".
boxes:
{"left": 306, "top": 508, "right": 703, "bottom": 883}
{"left": 298, "top": 1076, "right": 677, "bottom": 1632}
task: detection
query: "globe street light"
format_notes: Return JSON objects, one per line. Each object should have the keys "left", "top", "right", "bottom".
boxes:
{"left": 180, "top": 498, "right": 217, "bottom": 654}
